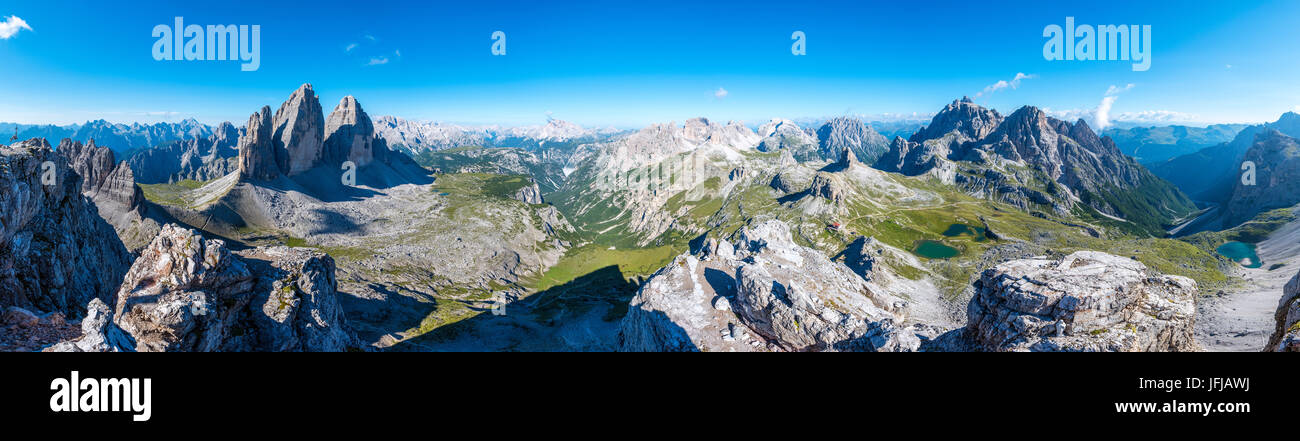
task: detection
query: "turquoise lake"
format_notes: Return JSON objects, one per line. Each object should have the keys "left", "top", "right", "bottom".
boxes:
{"left": 942, "top": 223, "right": 988, "bottom": 242}
{"left": 914, "top": 240, "right": 960, "bottom": 259}
{"left": 1216, "top": 241, "right": 1263, "bottom": 268}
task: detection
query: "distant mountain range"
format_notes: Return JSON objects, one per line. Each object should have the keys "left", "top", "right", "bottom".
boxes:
{"left": 372, "top": 116, "right": 623, "bottom": 152}
{"left": 1, "top": 119, "right": 213, "bottom": 154}
{"left": 1103, "top": 123, "right": 1250, "bottom": 164}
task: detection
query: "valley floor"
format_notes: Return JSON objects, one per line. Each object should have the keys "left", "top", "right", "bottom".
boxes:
{"left": 1195, "top": 217, "right": 1300, "bottom": 351}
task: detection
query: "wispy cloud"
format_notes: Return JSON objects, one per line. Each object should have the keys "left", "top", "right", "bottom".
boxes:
{"left": 714, "top": 87, "right": 728, "bottom": 99}
{"left": 974, "top": 72, "right": 1035, "bottom": 99}
{"left": 366, "top": 56, "right": 389, "bottom": 66}
{"left": 1046, "top": 104, "right": 1199, "bottom": 128}
{"left": 1105, "top": 83, "right": 1135, "bottom": 96}
{"left": 1095, "top": 83, "right": 1137, "bottom": 129}
{"left": 344, "top": 43, "right": 357, "bottom": 53}
{"left": 0, "top": 15, "right": 32, "bottom": 39}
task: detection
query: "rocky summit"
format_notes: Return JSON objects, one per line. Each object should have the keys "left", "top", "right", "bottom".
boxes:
{"left": 938, "top": 251, "right": 1199, "bottom": 352}
{"left": 49, "top": 223, "right": 361, "bottom": 352}
{"left": 619, "top": 219, "right": 941, "bottom": 352}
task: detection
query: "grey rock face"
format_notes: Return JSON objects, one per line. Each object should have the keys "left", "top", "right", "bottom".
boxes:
{"left": 61, "top": 223, "right": 362, "bottom": 352}
{"left": 816, "top": 116, "right": 889, "bottom": 164}
{"left": 513, "top": 180, "right": 544, "bottom": 204}
{"left": 323, "top": 95, "right": 377, "bottom": 167}
{"left": 620, "top": 219, "right": 932, "bottom": 352}
{"left": 112, "top": 224, "right": 257, "bottom": 351}
{"left": 1225, "top": 129, "right": 1300, "bottom": 226}
{"left": 0, "top": 139, "right": 131, "bottom": 317}
{"left": 874, "top": 136, "right": 953, "bottom": 178}
{"left": 910, "top": 97, "right": 1002, "bottom": 143}
{"left": 60, "top": 138, "right": 159, "bottom": 252}
{"left": 956, "top": 251, "right": 1198, "bottom": 352}
{"left": 1266, "top": 270, "right": 1300, "bottom": 352}
{"left": 238, "top": 106, "right": 280, "bottom": 180}
{"left": 807, "top": 172, "right": 846, "bottom": 205}
{"left": 238, "top": 246, "right": 359, "bottom": 352}
{"left": 272, "top": 83, "right": 326, "bottom": 176}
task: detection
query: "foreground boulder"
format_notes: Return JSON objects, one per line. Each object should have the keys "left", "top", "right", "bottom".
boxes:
{"left": 50, "top": 224, "right": 362, "bottom": 352}
{"left": 1266, "top": 270, "right": 1300, "bottom": 352}
{"left": 937, "top": 251, "right": 1198, "bottom": 352}
{"left": 620, "top": 219, "right": 937, "bottom": 352}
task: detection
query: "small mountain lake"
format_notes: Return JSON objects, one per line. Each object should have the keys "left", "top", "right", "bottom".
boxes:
{"left": 913, "top": 240, "right": 960, "bottom": 259}
{"left": 942, "top": 223, "right": 988, "bottom": 242}
{"left": 1216, "top": 241, "right": 1263, "bottom": 268}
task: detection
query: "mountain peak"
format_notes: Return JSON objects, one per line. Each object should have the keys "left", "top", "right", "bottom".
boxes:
{"left": 910, "top": 98, "right": 1002, "bottom": 143}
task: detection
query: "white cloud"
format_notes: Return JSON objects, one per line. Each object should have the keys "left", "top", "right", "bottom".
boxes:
{"left": 0, "top": 15, "right": 32, "bottom": 39}
{"left": 394, "top": 49, "right": 401, "bottom": 57}
{"left": 364, "top": 34, "right": 377, "bottom": 41}
{"left": 1046, "top": 106, "right": 1200, "bottom": 128}
{"left": 714, "top": 87, "right": 728, "bottom": 99}
{"left": 344, "top": 43, "right": 357, "bottom": 52}
{"left": 1105, "top": 83, "right": 1135, "bottom": 96}
{"left": 1095, "top": 96, "right": 1119, "bottom": 129}
{"left": 1225, "top": 64, "right": 1232, "bottom": 69}
{"left": 1092, "top": 84, "right": 1138, "bottom": 129}
{"left": 975, "top": 72, "right": 1035, "bottom": 99}
{"left": 366, "top": 56, "right": 389, "bottom": 66}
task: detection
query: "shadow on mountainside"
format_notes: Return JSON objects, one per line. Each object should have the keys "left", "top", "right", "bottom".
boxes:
{"left": 386, "top": 265, "right": 641, "bottom": 352}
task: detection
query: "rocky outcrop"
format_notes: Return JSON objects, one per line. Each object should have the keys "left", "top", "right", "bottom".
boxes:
{"left": 513, "top": 180, "right": 544, "bottom": 204}
{"left": 323, "top": 95, "right": 377, "bottom": 167}
{"left": 874, "top": 136, "right": 954, "bottom": 180}
{"left": 943, "top": 251, "right": 1198, "bottom": 352}
{"left": 769, "top": 172, "right": 797, "bottom": 194}
{"left": 51, "top": 224, "right": 362, "bottom": 352}
{"left": 807, "top": 172, "right": 846, "bottom": 205}
{"left": 620, "top": 219, "right": 936, "bottom": 352}
{"left": 0, "top": 139, "right": 131, "bottom": 316}
{"left": 239, "top": 85, "right": 425, "bottom": 184}
{"left": 238, "top": 106, "right": 280, "bottom": 180}
{"left": 59, "top": 139, "right": 159, "bottom": 252}
{"left": 816, "top": 117, "right": 889, "bottom": 164}
{"left": 1266, "top": 270, "right": 1300, "bottom": 352}
{"left": 272, "top": 83, "right": 326, "bottom": 175}
{"left": 1225, "top": 129, "right": 1300, "bottom": 226}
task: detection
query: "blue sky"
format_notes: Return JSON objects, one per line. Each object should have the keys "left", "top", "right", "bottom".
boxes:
{"left": 1, "top": 0, "right": 1298, "bottom": 128}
